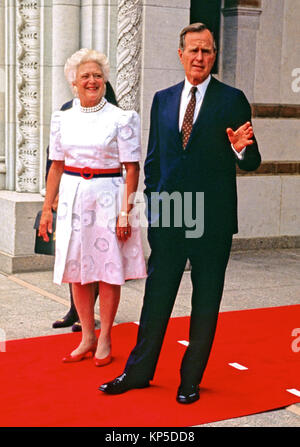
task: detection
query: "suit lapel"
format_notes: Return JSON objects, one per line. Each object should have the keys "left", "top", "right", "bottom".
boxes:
{"left": 166, "top": 82, "right": 184, "bottom": 146}
{"left": 163, "top": 78, "right": 220, "bottom": 150}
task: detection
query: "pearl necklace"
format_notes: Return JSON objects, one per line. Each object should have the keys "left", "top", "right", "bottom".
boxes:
{"left": 80, "top": 97, "right": 106, "bottom": 113}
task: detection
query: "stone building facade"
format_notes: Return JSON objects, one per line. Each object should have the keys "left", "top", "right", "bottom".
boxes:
{"left": 0, "top": 0, "right": 299, "bottom": 273}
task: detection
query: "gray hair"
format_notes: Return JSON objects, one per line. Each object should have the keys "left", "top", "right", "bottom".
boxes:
{"left": 179, "top": 23, "right": 217, "bottom": 52}
{"left": 64, "top": 48, "right": 110, "bottom": 96}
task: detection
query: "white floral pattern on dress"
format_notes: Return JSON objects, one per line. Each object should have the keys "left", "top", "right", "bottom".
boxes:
{"left": 49, "top": 100, "right": 147, "bottom": 285}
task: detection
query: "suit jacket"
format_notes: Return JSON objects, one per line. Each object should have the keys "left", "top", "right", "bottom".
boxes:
{"left": 144, "top": 76, "right": 261, "bottom": 236}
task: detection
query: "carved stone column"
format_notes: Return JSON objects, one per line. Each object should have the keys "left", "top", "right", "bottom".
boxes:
{"left": 116, "top": 0, "right": 143, "bottom": 112}
{"left": 15, "top": 0, "right": 40, "bottom": 193}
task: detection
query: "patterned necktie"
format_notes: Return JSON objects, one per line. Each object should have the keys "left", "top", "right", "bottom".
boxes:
{"left": 181, "top": 86, "right": 197, "bottom": 149}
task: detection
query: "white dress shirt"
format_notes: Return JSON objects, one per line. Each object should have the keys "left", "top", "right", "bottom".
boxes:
{"left": 179, "top": 76, "right": 211, "bottom": 130}
{"left": 179, "top": 75, "right": 245, "bottom": 159}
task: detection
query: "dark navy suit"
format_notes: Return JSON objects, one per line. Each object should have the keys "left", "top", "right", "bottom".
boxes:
{"left": 124, "top": 76, "right": 261, "bottom": 386}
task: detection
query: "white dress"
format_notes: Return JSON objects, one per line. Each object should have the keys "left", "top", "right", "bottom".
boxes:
{"left": 49, "top": 98, "right": 147, "bottom": 285}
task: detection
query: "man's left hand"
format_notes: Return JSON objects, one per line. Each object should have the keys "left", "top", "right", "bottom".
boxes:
{"left": 226, "top": 121, "right": 254, "bottom": 152}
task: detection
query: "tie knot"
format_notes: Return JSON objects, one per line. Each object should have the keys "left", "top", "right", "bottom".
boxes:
{"left": 190, "top": 86, "right": 197, "bottom": 96}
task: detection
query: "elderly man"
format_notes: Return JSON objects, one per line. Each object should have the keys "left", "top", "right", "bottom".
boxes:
{"left": 99, "top": 23, "right": 261, "bottom": 404}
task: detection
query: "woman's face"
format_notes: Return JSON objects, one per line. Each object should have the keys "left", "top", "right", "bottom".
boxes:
{"left": 73, "top": 61, "right": 105, "bottom": 107}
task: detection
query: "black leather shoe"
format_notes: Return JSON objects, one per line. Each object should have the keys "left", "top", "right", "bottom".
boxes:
{"left": 98, "top": 373, "right": 150, "bottom": 395}
{"left": 52, "top": 310, "right": 78, "bottom": 328}
{"left": 176, "top": 384, "right": 200, "bottom": 404}
{"left": 71, "top": 321, "right": 82, "bottom": 332}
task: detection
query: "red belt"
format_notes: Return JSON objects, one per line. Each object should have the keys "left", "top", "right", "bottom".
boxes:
{"left": 64, "top": 166, "right": 122, "bottom": 180}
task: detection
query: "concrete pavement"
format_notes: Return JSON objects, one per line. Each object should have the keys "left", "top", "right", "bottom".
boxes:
{"left": 1, "top": 247, "right": 300, "bottom": 427}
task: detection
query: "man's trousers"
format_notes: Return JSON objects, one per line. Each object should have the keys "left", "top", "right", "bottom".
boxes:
{"left": 124, "top": 227, "right": 233, "bottom": 386}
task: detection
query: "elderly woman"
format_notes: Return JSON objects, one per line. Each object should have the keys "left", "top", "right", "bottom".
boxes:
{"left": 39, "top": 49, "right": 146, "bottom": 366}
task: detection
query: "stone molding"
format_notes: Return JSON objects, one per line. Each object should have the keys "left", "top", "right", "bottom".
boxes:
{"left": 231, "top": 235, "right": 300, "bottom": 251}
{"left": 237, "top": 161, "right": 300, "bottom": 176}
{"left": 222, "top": 7, "right": 262, "bottom": 17}
{"left": 224, "top": 0, "right": 262, "bottom": 8}
{"left": 252, "top": 104, "right": 300, "bottom": 119}
{"left": 223, "top": 0, "right": 262, "bottom": 16}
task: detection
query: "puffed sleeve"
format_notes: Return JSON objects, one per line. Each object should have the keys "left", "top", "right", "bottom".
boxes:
{"left": 49, "top": 111, "right": 65, "bottom": 160}
{"left": 117, "top": 110, "right": 142, "bottom": 162}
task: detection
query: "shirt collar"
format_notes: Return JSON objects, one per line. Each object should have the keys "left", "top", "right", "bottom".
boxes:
{"left": 183, "top": 75, "right": 211, "bottom": 99}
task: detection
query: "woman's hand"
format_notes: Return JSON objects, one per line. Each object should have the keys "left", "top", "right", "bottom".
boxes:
{"left": 116, "top": 161, "right": 140, "bottom": 242}
{"left": 51, "top": 194, "right": 59, "bottom": 212}
{"left": 38, "top": 208, "right": 53, "bottom": 242}
{"left": 38, "top": 161, "right": 64, "bottom": 242}
{"left": 226, "top": 121, "right": 254, "bottom": 152}
{"left": 116, "top": 212, "right": 131, "bottom": 242}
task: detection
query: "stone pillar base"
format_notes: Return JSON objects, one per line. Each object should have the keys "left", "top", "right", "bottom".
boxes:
{"left": 0, "top": 191, "right": 54, "bottom": 274}
{"left": 0, "top": 251, "right": 54, "bottom": 275}
{"left": 232, "top": 235, "right": 300, "bottom": 251}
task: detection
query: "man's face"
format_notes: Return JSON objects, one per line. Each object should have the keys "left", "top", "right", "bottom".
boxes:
{"left": 178, "top": 30, "right": 216, "bottom": 85}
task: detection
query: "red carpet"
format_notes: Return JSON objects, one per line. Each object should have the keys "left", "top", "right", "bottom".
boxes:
{"left": 1, "top": 305, "right": 300, "bottom": 427}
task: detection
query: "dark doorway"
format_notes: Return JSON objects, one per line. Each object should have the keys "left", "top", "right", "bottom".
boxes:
{"left": 190, "top": 0, "right": 221, "bottom": 73}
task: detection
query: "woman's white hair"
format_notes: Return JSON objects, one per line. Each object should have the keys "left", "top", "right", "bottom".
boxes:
{"left": 64, "top": 48, "right": 110, "bottom": 96}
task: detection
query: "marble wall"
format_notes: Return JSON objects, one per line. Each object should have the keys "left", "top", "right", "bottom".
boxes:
{"left": 254, "top": 0, "right": 300, "bottom": 105}
{"left": 236, "top": 175, "right": 300, "bottom": 239}
{"left": 253, "top": 0, "right": 300, "bottom": 161}
{"left": 222, "top": 0, "right": 300, "bottom": 246}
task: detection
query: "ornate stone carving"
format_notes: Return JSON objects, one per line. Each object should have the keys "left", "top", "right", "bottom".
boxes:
{"left": 116, "top": 0, "right": 143, "bottom": 112}
{"left": 15, "top": 1, "right": 40, "bottom": 192}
